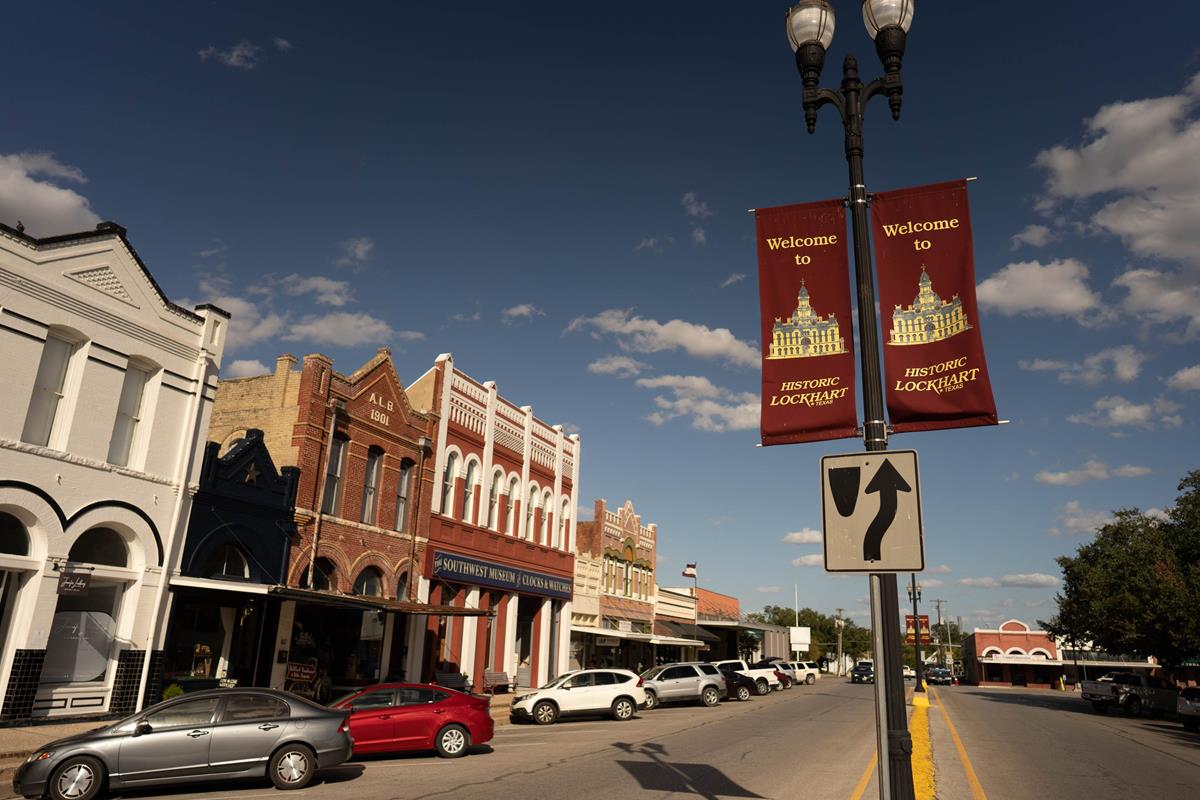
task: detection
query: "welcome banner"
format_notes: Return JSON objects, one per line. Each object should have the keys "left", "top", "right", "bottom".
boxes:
{"left": 756, "top": 199, "right": 857, "bottom": 445}
{"left": 871, "top": 179, "right": 998, "bottom": 433}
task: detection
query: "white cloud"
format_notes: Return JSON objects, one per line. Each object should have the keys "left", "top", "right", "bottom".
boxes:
{"left": 449, "top": 311, "right": 481, "bottom": 323}
{"left": 1167, "top": 364, "right": 1200, "bottom": 391}
{"left": 280, "top": 274, "right": 354, "bottom": 307}
{"left": 960, "top": 574, "right": 1058, "bottom": 589}
{"left": 1019, "top": 345, "right": 1147, "bottom": 386}
{"left": 634, "top": 237, "right": 664, "bottom": 254}
{"left": 959, "top": 577, "right": 999, "bottom": 588}
{"left": 502, "top": 303, "right": 545, "bottom": 323}
{"left": 224, "top": 359, "right": 270, "bottom": 378}
{"left": 1057, "top": 500, "right": 1113, "bottom": 535}
{"left": 756, "top": 586, "right": 782, "bottom": 593}
{"left": 782, "top": 529, "right": 822, "bottom": 544}
{"left": 587, "top": 355, "right": 649, "bottom": 378}
{"left": 0, "top": 152, "right": 100, "bottom": 237}
{"left": 1034, "top": 459, "right": 1151, "bottom": 486}
{"left": 198, "top": 40, "right": 261, "bottom": 70}
{"left": 719, "top": 273, "right": 746, "bottom": 289}
{"left": 273, "top": 37, "right": 294, "bottom": 52}
{"left": 681, "top": 192, "right": 713, "bottom": 219}
{"left": 1067, "top": 395, "right": 1182, "bottom": 429}
{"left": 1010, "top": 224, "right": 1055, "bottom": 249}
{"left": 930, "top": 564, "right": 952, "bottom": 574}
{"left": 1145, "top": 507, "right": 1170, "bottom": 521}
{"left": 691, "top": 226, "right": 707, "bottom": 246}
{"left": 335, "top": 236, "right": 374, "bottom": 268}
{"left": 567, "top": 309, "right": 759, "bottom": 367}
{"left": 635, "top": 374, "right": 758, "bottom": 432}
{"left": 792, "top": 554, "right": 823, "bottom": 567}
{"left": 282, "top": 312, "right": 417, "bottom": 347}
{"left": 921, "top": 579, "right": 945, "bottom": 589}
{"left": 1112, "top": 268, "right": 1200, "bottom": 341}
{"left": 977, "top": 258, "right": 1105, "bottom": 322}
{"left": 181, "top": 289, "right": 286, "bottom": 353}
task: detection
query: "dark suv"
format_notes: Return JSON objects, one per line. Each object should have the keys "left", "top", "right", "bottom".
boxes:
{"left": 851, "top": 661, "right": 875, "bottom": 684}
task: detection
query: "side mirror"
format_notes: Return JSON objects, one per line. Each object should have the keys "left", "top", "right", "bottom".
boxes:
{"left": 561, "top": 684, "right": 572, "bottom": 690}
{"left": 133, "top": 721, "right": 152, "bottom": 737}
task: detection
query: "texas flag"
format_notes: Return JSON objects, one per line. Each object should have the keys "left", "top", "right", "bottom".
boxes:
{"left": 682, "top": 563, "right": 697, "bottom": 578}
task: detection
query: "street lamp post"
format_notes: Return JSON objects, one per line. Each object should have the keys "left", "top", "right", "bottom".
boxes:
{"left": 907, "top": 575, "right": 924, "bottom": 693}
{"left": 786, "top": 2, "right": 916, "bottom": 798}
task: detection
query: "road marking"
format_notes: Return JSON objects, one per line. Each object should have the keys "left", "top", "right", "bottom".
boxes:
{"left": 848, "top": 753, "right": 876, "bottom": 800}
{"left": 909, "top": 694, "right": 935, "bottom": 800}
{"left": 929, "top": 687, "right": 988, "bottom": 800}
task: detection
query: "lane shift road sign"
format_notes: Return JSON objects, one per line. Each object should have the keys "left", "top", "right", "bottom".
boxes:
{"left": 821, "top": 450, "right": 924, "bottom": 572}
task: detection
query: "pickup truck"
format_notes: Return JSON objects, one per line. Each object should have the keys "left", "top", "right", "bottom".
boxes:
{"left": 712, "top": 659, "right": 782, "bottom": 696}
{"left": 1080, "top": 672, "right": 1178, "bottom": 716}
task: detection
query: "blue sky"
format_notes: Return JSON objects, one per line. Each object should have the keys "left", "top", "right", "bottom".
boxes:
{"left": 5, "top": 2, "right": 1200, "bottom": 632}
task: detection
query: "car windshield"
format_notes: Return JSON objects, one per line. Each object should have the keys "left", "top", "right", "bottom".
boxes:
{"left": 640, "top": 667, "right": 662, "bottom": 679}
{"left": 540, "top": 672, "right": 576, "bottom": 690}
{"left": 331, "top": 691, "right": 360, "bottom": 707}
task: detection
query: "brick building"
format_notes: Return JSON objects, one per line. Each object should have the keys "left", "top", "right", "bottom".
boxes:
{"left": 962, "top": 619, "right": 1063, "bottom": 688}
{"left": 407, "top": 354, "right": 578, "bottom": 689}
{"left": 208, "top": 349, "right": 484, "bottom": 695}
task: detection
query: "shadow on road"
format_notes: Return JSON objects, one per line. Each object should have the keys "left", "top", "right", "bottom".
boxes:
{"left": 117, "top": 765, "right": 366, "bottom": 798}
{"left": 953, "top": 688, "right": 1098, "bottom": 715}
{"left": 611, "top": 741, "right": 762, "bottom": 800}
{"left": 349, "top": 745, "right": 494, "bottom": 762}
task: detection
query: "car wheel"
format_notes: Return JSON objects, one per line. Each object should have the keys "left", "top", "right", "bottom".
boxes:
{"left": 435, "top": 724, "right": 471, "bottom": 758}
{"left": 611, "top": 696, "right": 635, "bottom": 721}
{"left": 773, "top": 682, "right": 785, "bottom": 692}
{"left": 48, "top": 756, "right": 104, "bottom": 800}
{"left": 755, "top": 679, "right": 770, "bottom": 696}
{"left": 736, "top": 685, "right": 751, "bottom": 701}
{"left": 1125, "top": 696, "right": 1142, "bottom": 717}
{"left": 806, "top": 674, "right": 816, "bottom": 685}
{"left": 702, "top": 687, "right": 721, "bottom": 707}
{"left": 533, "top": 700, "right": 558, "bottom": 725}
{"left": 269, "top": 744, "right": 316, "bottom": 790}
{"left": 643, "top": 690, "right": 658, "bottom": 711}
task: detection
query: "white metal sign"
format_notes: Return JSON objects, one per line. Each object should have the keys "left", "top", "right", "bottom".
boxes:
{"left": 821, "top": 450, "right": 924, "bottom": 572}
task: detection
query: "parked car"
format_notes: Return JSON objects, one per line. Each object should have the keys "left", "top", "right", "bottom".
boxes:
{"left": 331, "top": 683, "right": 492, "bottom": 758}
{"left": 1178, "top": 686, "right": 1200, "bottom": 733}
{"left": 902, "top": 666, "right": 916, "bottom": 680}
{"left": 1081, "top": 672, "right": 1178, "bottom": 716}
{"left": 790, "top": 662, "right": 821, "bottom": 685}
{"left": 12, "top": 688, "right": 351, "bottom": 800}
{"left": 640, "top": 662, "right": 726, "bottom": 709}
{"left": 773, "top": 669, "right": 793, "bottom": 690}
{"left": 757, "top": 659, "right": 796, "bottom": 683}
{"left": 510, "top": 669, "right": 645, "bottom": 725}
{"left": 851, "top": 660, "right": 875, "bottom": 684}
{"left": 717, "top": 665, "right": 757, "bottom": 701}
{"left": 711, "top": 659, "right": 781, "bottom": 695}
{"left": 925, "top": 667, "right": 954, "bottom": 685}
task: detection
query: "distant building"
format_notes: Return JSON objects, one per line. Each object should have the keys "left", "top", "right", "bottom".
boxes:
{"left": 768, "top": 281, "right": 847, "bottom": 359}
{"left": 0, "top": 221, "right": 227, "bottom": 720}
{"left": 889, "top": 267, "right": 971, "bottom": 346}
{"left": 961, "top": 619, "right": 1063, "bottom": 688}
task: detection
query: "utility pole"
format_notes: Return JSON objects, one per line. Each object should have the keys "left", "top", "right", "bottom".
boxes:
{"left": 835, "top": 608, "right": 845, "bottom": 676}
{"left": 932, "top": 599, "right": 946, "bottom": 668}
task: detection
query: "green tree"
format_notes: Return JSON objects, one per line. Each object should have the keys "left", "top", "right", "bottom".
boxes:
{"left": 1044, "top": 470, "right": 1200, "bottom": 674}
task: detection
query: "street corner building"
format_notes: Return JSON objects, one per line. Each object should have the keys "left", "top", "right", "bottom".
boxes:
{"left": 410, "top": 354, "right": 579, "bottom": 691}
{"left": 0, "top": 221, "right": 228, "bottom": 721}
{"left": 204, "top": 348, "right": 482, "bottom": 699}
{"left": 961, "top": 619, "right": 1064, "bottom": 689}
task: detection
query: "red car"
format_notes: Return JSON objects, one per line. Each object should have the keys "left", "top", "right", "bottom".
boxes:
{"left": 332, "top": 683, "right": 493, "bottom": 758}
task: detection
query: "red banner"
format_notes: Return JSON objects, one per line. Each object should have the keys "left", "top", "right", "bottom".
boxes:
{"left": 871, "top": 180, "right": 998, "bottom": 433}
{"left": 756, "top": 199, "right": 857, "bottom": 445}
{"left": 905, "top": 614, "right": 933, "bottom": 645}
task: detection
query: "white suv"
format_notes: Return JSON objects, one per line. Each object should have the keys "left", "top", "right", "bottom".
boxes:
{"left": 790, "top": 661, "right": 820, "bottom": 685}
{"left": 510, "top": 669, "right": 646, "bottom": 725}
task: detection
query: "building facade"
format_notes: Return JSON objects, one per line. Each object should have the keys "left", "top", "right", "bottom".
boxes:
{"left": 0, "top": 221, "right": 226, "bottom": 720}
{"left": 962, "top": 619, "right": 1063, "bottom": 689}
{"left": 409, "top": 354, "right": 578, "bottom": 690}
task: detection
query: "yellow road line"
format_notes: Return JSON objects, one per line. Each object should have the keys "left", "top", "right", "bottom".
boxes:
{"left": 930, "top": 687, "right": 988, "bottom": 800}
{"left": 909, "top": 696, "right": 936, "bottom": 800}
{"left": 848, "top": 752, "right": 877, "bottom": 800}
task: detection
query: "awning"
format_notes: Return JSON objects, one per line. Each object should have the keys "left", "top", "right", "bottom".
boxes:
{"left": 656, "top": 620, "right": 720, "bottom": 643}
{"left": 570, "top": 624, "right": 654, "bottom": 642}
{"left": 978, "top": 655, "right": 1063, "bottom": 666}
{"left": 170, "top": 575, "right": 271, "bottom": 595}
{"left": 269, "top": 586, "right": 491, "bottom": 616}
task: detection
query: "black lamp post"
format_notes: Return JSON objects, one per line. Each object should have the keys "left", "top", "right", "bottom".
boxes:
{"left": 907, "top": 575, "right": 924, "bottom": 693}
{"left": 786, "top": 1, "right": 916, "bottom": 798}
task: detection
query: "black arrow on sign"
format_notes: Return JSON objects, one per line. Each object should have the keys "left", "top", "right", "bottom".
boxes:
{"left": 862, "top": 459, "right": 912, "bottom": 562}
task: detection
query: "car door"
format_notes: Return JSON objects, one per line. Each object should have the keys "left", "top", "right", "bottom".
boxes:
{"left": 659, "top": 666, "right": 693, "bottom": 701}
{"left": 391, "top": 687, "right": 449, "bottom": 749}
{"left": 208, "top": 693, "right": 290, "bottom": 775}
{"left": 117, "top": 696, "right": 221, "bottom": 784}
{"left": 559, "top": 672, "right": 597, "bottom": 712}
{"left": 345, "top": 688, "right": 399, "bottom": 752}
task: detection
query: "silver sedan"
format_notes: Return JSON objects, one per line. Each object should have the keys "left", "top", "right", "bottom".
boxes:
{"left": 11, "top": 688, "right": 352, "bottom": 800}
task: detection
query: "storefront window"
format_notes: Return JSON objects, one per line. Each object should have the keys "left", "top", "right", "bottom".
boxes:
{"left": 41, "top": 582, "right": 122, "bottom": 684}
{"left": 68, "top": 527, "right": 127, "bottom": 567}
{"left": 290, "top": 604, "right": 384, "bottom": 693}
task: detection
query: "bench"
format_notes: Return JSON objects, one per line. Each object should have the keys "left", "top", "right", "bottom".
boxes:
{"left": 482, "top": 670, "right": 514, "bottom": 694}
{"left": 434, "top": 670, "right": 472, "bottom": 693}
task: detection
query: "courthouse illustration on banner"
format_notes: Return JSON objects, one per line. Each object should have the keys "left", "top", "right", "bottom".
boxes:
{"left": 871, "top": 179, "right": 999, "bottom": 433}
{"left": 755, "top": 199, "right": 858, "bottom": 445}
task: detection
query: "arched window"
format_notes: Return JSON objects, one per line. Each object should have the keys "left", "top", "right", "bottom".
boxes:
{"left": 68, "top": 527, "right": 127, "bottom": 567}
{"left": 557, "top": 499, "right": 570, "bottom": 550}
{"left": 462, "top": 460, "right": 477, "bottom": 524}
{"left": 361, "top": 446, "right": 384, "bottom": 524}
{"left": 0, "top": 512, "right": 29, "bottom": 555}
{"left": 302, "top": 557, "right": 337, "bottom": 591}
{"left": 487, "top": 469, "right": 503, "bottom": 530}
{"left": 394, "top": 459, "right": 414, "bottom": 532}
{"left": 203, "top": 544, "right": 249, "bottom": 580}
{"left": 353, "top": 567, "right": 384, "bottom": 597}
{"left": 397, "top": 571, "right": 410, "bottom": 601}
{"left": 525, "top": 487, "right": 537, "bottom": 540}
{"left": 505, "top": 476, "right": 519, "bottom": 535}
{"left": 441, "top": 452, "right": 459, "bottom": 516}
{"left": 540, "top": 490, "right": 553, "bottom": 544}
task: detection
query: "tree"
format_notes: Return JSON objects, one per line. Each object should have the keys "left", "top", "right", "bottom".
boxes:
{"left": 744, "top": 605, "right": 873, "bottom": 661}
{"left": 1044, "top": 470, "right": 1200, "bottom": 674}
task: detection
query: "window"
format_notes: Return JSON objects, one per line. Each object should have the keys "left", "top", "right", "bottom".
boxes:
{"left": 593, "top": 672, "right": 619, "bottom": 685}
{"left": 145, "top": 697, "right": 220, "bottom": 729}
{"left": 540, "top": 491, "right": 552, "bottom": 543}
{"left": 361, "top": 447, "right": 383, "bottom": 523}
{"left": 565, "top": 673, "right": 595, "bottom": 689}
{"left": 395, "top": 460, "right": 413, "bottom": 531}
{"left": 350, "top": 689, "right": 395, "bottom": 710}
{"left": 322, "top": 436, "right": 347, "bottom": 515}
{"left": 462, "top": 460, "right": 477, "bottom": 523}
{"left": 0, "top": 512, "right": 29, "bottom": 555}
{"left": 22, "top": 332, "right": 77, "bottom": 447}
{"left": 41, "top": 582, "right": 122, "bottom": 684}
{"left": 107, "top": 364, "right": 149, "bottom": 466}
{"left": 353, "top": 567, "right": 384, "bottom": 597}
{"left": 302, "top": 556, "right": 336, "bottom": 591}
{"left": 68, "top": 527, "right": 127, "bottom": 567}
{"left": 487, "top": 471, "right": 502, "bottom": 530}
{"left": 397, "top": 572, "right": 409, "bottom": 600}
{"left": 203, "top": 544, "right": 249, "bottom": 580}
{"left": 505, "top": 477, "right": 519, "bottom": 534}
{"left": 397, "top": 687, "right": 445, "bottom": 705}
{"left": 525, "top": 487, "right": 537, "bottom": 540}
{"left": 441, "top": 453, "right": 458, "bottom": 516}
{"left": 220, "top": 695, "right": 289, "bottom": 722}
{"left": 699, "top": 664, "right": 720, "bottom": 676}
{"left": 661, "top": 666, "right": 694, "bottom": 680}
{"left": 557, "top": 499, "right": 569, "bottom": 549}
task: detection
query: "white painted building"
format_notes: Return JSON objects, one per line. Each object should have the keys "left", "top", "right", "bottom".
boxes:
{"left": 0, "top": 221, "right": 226, "bottom": 720}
